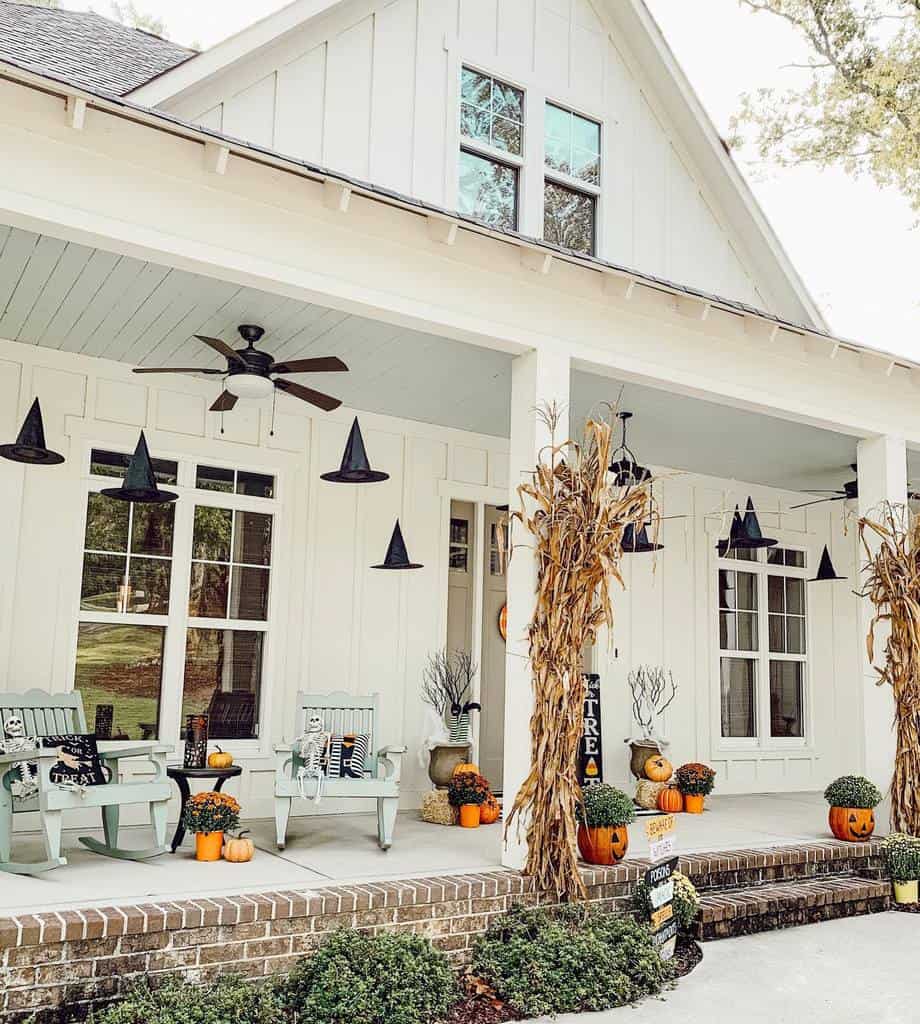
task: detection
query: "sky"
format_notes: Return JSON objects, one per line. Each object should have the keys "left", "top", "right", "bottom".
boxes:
{"left": 58, "top": 0, "right": 919, "bottom": 358}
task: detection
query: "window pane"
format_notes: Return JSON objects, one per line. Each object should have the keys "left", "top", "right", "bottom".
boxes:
{"left": 737, "top": 611, "right": 758, "bottom": 651}
{"left": 492, "top": 115, "right": 522, "bottom": 155}
{"left": 460, "top": 102, "right": 491, "bottom": 144}
{"left": 718, "top": 570, "right": 736, "bottom": 609}
{"left": 230, "top": 566, "right": 270, "bottom": 620}
{"left": 461, "top": 67, "right": 490, "bottom": 107}
{"left": 90, "top": 449, "right": 177, "bottom": 484}
{"left": 196, "top": 465, "right": 234, "bottom": 493}
{"left": 449, "top": 546, "right": 468, "bottom": 571}
{"left": 81, "top": 553, "right": 127, "bottom": 612}
{"left": 724, "top": 547, "right": 757, "bottom": 562}
{"left": 125, "top": 558, "right": 171, "bottom": 615}
{"left": 492, "top": 80, "right": 523, "bottom": 122}
{"left": 719, "top": 611, "right": 736, "bottom": 650}
{"left": 786, "top": 577, "right": 805, "bottom": 615}
{"left": 189, "top": 563, "right": 229, "bottom": 618}
{"left": 131, "top": 503, "right": 174, "bottom": 557}
{"left": 721, "top": 658, "right": 755, "bottom": 737}
{"left": 573, "top": 147, "right": 600, "bottom": 185}
{"left": 767, "top": 547, "right": 784, "bottom": 565}
{"left": 787, "top": 617, "right": 806, "bottom": 654}
{"left": 84, "top": 493, "right": 129, "bottom": 552}
{"left": 573, "top": 113, "right": 600, "bottom": 154}
{"left": 770, "top": 661, "right": 804, "bottom": 737}
{"left": 543, "top": 181, "right": 594, "bottom": 255}
{"left": 544, "top": 137, "right": 570, "bottom": 176}
{"left": 735, "top": 572, "right": 757, "bottom": 611}
{"left": 458, "top": 150, "right": 517, "bottom": 230}
{"left": 233, "top": 511, "right": 273, "bottom": 566}
{"left": 193, "top": 506, "right": 232, "bottom": 562}
{"left": 237, "top": 471, "right": 274, "bottom": 499}
{"left": 182, "top": 629, "right": 263, "bottom": 740}
{"left": 75, "top": 623, "right": 164, "bottom": 741}
{"left": 768, "top": 575, "right": 785, "bottom": 613}
{"left": 769, "top": 614, "right": 786, "bottom": 653}
{"left": 786, "top": 549, "right": 805, "bottom": 568}
{"left": 450, "top": 518, "right": 469, "bottom": 545}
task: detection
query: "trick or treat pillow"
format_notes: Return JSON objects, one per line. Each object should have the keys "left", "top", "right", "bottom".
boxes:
{"left": 41, "top": 735, "right": 112, "bottom": 787}
{"left": 324, "top": 733, "right": 370, "bottom": 779}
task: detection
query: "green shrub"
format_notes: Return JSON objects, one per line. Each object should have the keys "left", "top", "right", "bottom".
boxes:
{"left": 471, "top": 904, "right": 670, "bottom": 1018}
{"left": 883, "top": 832, "right": 920, "bottom": 882}
{"left": 576, "top": 783, "right": 636, "bottom": 828}
{"left": 92, "top": 974, "right": 282, "bottom": 1024}
{"left": 632, "top": 870, "right": 700, "bottom": 931}
{"left": 279, "top": 929, "right": 456, "bottom": 1024}
{"left": 823, "top": 775, "right": 882, "bottom": 809}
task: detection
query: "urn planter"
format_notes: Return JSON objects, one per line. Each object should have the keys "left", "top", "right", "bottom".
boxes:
{"left": 427, "top": 742, "right": 472, "bottom": 789}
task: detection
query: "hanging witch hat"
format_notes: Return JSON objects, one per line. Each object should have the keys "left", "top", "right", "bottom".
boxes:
{"left": 622, "top": 522, "right": 663, "bottom": 554}
{"left": 716, "top": 506, "right": 745, "bottom": 555}
{"left": 321, "top": 417, "right": 390, "bottom": 483}
{"left": 100, "top": 431, "right": 178, "bottom": 503}
{"left": 0, "top": 398, "right": 64, "bottom": 465}
{"left": 809, "top": 545, "right": 846, "bottom": 582}
{"left": 718, "top": 498, "right": 777, "bottom": 553}
{"left": 372, "top": 519, "right": 423, "bottom": 570}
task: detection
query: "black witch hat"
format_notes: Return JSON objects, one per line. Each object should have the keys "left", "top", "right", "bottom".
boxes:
{"left": 372, "top": 520, "right": 423, "bottom": 570}
{"left": 321, "top": 418, "right": 390, "bottom": 483}
{"left": 718, "top": 498, "right": 777, "bottom": 553}
{"left": 716, "top": 506, "right": 745, "bottom": 555}
{"left": 0, "top": 398, "right": 64, "bottom": 465}
{"left": 622, "top": 522, "right": 663, "bottom": 554}
{"left": 100, "top": 432, "right": 178, "bottom": 504}
{"left": 809, "top": 545, "right": 846, "bottom": 582}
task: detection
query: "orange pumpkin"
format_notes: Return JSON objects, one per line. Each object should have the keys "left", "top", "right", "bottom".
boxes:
{"left": 828, "top": 806, "right": 875, "bottom": 842}
{"left": 657, "top": 787, "right": 683, "bottom": 813}
{"left": 452, "top": 762, "right": 479, "bottom": 777}
{"left": 480, "top": 795, "right": 500, "bottom": 825}
{"left": 207, "top": 747, "right": 234, "bottom": 769}
{"left": 222, "top": 833, "right": 255, "bottom": 863}
{"left": 576, "top": 824, "right": 629, "bottom": 866}
{"left": 644, "top": 755, "right": 673, "bottom": 783}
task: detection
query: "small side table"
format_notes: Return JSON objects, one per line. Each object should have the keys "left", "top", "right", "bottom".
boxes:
{"left": 167, "top": 764, "right": 243, "bottom": 853}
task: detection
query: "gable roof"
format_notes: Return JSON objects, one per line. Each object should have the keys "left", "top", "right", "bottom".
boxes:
{"left": 0, "top": 0, "right": 194, "bottom": 96}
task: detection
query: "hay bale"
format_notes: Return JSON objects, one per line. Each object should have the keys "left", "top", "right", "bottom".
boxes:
{"left": 421, "top": 789, "right": 457, "bottom": 825}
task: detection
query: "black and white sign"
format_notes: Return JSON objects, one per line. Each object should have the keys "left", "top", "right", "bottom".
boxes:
{"left": 651, "top": 918, "right": 678, "bottom": 961}
{"left": 645, "top": 856, "right": 679, "bottom": 887}
{"left": 579, "top": 673, "right": 603, "bottom": 786}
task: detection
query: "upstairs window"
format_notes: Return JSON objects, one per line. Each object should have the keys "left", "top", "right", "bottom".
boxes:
{"left": 543, "top": 103, "right": 601, "bottom": 255}
{"left": 458, "top": 67, "right": 524, "bottom": 231}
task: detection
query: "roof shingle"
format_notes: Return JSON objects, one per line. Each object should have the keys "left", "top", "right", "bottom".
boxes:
{"left": 0, "top": 1, "right": 195, "bottom": 96}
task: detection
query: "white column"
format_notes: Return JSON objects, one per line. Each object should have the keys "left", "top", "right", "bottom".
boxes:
{"left": 502, "top": 346, "right": 570, "bottom": 870}
{"left": 856, "top": 435, "right": 907, "bottom": 795}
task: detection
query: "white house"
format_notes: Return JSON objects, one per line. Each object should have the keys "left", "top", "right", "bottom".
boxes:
{"left": 0, "top": 0, "right": 913, "bottom": 871}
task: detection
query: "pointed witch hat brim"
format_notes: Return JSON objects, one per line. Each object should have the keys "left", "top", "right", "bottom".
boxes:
{"left": 372, "top": 519, "right": 423, "bottom": 570}
{"left": 321, "top": 417, "right": 390, "bottom": 483}
{"left": 622, "top": 522, "right": 663, "bottom": 553}
{"left": 809, "top": 545, "right": 847, "bottom": 582}
{"left": 0, "top": 398, "right": 65, "bottom": 465}
{"left": 100, "top": 431, "right": 178, "bottom": 503}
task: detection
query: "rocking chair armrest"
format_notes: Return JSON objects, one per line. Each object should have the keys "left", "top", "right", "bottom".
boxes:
{"left": 273, "top": 743, "right": 293, "bottom": 754}
{"left": 376, "top": 746, "right": 405, "bottom": 784}
{"left": 96, "top": 743, "right": 173, "bottom": 761}
{"left": 377, "top": 746, "right": 407, "bottom": 756}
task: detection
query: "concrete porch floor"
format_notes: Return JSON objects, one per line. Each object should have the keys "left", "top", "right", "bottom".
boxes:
{"left": 0, "top": 792, "right": 867, "bottom": 915}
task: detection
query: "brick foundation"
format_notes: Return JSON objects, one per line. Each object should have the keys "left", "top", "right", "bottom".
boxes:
{"left": 0, "top": 840, "right": 886, "bottom": 1023}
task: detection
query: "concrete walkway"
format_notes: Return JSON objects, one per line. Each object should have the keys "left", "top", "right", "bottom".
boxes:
{"left": 544, "top": 914, "right": 915, "bottom": 1023}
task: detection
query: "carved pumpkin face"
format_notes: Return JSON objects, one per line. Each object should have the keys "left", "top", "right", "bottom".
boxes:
{"left": 644, "top": 756, "right": 673, "bottom": 783}
{"left": 576, "top": 824, "right": 629, "bottom": 866}
{"left": 828, "top": 806, "right": 876, "bottom": 842}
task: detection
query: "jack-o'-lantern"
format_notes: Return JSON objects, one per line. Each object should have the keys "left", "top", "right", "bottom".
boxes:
{"left": 222, "top": 833, "right": 255, "bottom": 863}
{"left": 828, "top": 806, "right": 875, "bottom": 842}
{"left": 480, "top": 795, "right": 501, "bottom": 825}
{"left": 207, "top": 747, "right": 234, "bottom": 769}
{"left": 644, "top": 755, "right": 673, "bottom": 783}
{"left": 576, "top": 824, "right": 629, "bottom": 866}
{"left": 657, "top": 787, "right": 683, "bottom": 813}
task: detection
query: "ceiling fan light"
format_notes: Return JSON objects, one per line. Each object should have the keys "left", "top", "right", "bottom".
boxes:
{"left": 225, "top": 373, "right": 275, "bottom": 399}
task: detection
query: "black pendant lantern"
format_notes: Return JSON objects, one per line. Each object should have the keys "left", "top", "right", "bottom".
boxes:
{"left": 608, "top": 412, "right": 651, "bottom": 489}
{"left": 0, "top": 398, "right": 64, "bottom": 465}
{"left": 321, "top": 417, "right": 390, "bottom": 483}
{"left": 809, "top": 545, "right": 846, "bottom": 582}
{"left": 718, "top": 498, "right": 777, "bottom": 553}
{"left": 622, "top": 522, "right": 663, "bottom": 554}
{"left": 372, "top": 520, "right": 423, "bottom": 570}
{"left": 100, "top": 432, "right": 178, "bottom": 504}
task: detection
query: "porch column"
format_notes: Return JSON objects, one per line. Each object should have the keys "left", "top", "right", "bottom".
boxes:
{"left": 856, "top": 435, "right": 907, "bottom": 795}
{"left": 502, "top": 346, "right": 571, "bottom": 870}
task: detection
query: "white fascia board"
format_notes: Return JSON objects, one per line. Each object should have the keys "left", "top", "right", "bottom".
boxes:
{"left": 128, "top": 0, "right": 347, "bottom": 108}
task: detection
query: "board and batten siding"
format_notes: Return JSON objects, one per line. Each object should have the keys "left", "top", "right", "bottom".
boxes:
{"left": 164, "top": 0, "right": 770, "bottom": 313}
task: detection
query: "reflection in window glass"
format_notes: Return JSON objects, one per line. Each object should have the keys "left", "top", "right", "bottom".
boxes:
{"left": 182, "top": 629, "right": 264, "bottom": 739}
{"left": 449, "top": 517, "right": 470, "bottom": 573}
{"left": 543, "top": 180, "right": 595, "bottom": 255}
{"left": 460, "top": 67, "right": 524, "bottom": 156}
{"left": 721, "top": 658, "right": 756, "bottom": 737}
{"left": 458, "top": 150, "right": 518, "bottom": 231}
{"left": 770, "top": 661, "right": 804, "bottom": 736}
{"left": 196, "top": 465, "right": 275, "bottom": 498}
{"left": 91, "top": 449, "right": 177, "bottom": 484}
{"left": 544, "top": 103, "right": 600, "bottom": 185}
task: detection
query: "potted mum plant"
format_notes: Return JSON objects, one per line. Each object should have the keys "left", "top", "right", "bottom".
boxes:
{"left": 181, "top": 790, "right": 241, "bottom": 861}
{"left": 823, "top": 775, "right": 881, "bottom": 842}
{"left": 575, "top": 783, "right": 636, "bottom": 865}
{"left": 883, "top": 833, "right": 920, "bottom": 905}
{"left": 448, "top": 770, "right": 489, "bottom": 828}
{"left": 674, "top": 763, "right": 716, "bottom": 814}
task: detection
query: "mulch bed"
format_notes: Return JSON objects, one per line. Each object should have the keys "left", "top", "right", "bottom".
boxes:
{"left": 670, "top": 934, "right": 704, "bottom": 978}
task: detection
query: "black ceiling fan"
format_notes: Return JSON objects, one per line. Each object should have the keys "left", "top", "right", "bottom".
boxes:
{"left": 790, "top": 464, "right": 920, "bottom": 509}
{"left": 132, "top": 325, "right": 348, "bottom": 413}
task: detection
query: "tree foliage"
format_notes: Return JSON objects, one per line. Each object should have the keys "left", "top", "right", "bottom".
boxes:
{"left": 732, "top": 1, "right": 920, "bottom": 210}
{"left": 19, "top": 0, "right": 60, "bottom": 6}
{"left": 109, "top": 1, "right": 167, "bottom": 38}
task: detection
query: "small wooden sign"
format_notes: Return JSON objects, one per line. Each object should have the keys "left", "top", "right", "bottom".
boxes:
{"left": 645, "top": 813, "right": 675, "bottom": 842}
{"left": 650, "top": 903, "right": 674, "bottom": 930}
{"left": 649, "top": 834, "right": 678, "bottom": 863}
{"left": 650, "top": 878, "right": 674, "bottom": 909}
{"left": 579, "top": 673, "right": 603, "bottom": 787}
{"left": 652, "top": 918, "right": 678, "bottom": 962}
{"left": 645, "top": 856, "right": 679, "bottom": 887}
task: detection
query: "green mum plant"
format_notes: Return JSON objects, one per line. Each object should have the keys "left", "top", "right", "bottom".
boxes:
{"left": 632, "top": 870, "right": 700, "bottom": 932}
{"left": 883, "top": 833, "right": 920, "bottom": 883}
{"left": 447, "top": 770, "right": 489, "bottom": 807}
{"left": 576, "top": 784, "right": 636, "bottom": 828}
{"left": 823, "top": 775, "right": 882, "bottom": 809}
{"left": 674, "top": 763, "right": 716, "bottom": 797}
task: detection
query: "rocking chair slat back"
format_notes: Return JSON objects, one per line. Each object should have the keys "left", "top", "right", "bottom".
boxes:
{"left": 0, "top": 691, "right": 87, "bottom": 739}
{"left": 295, "top": 692, "right": 378, "bottom": 776}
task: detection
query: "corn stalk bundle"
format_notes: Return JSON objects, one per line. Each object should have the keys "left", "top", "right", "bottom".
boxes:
{"left": 858, "top": 504, "right": 920, "bottom": 835}
{"left": 504, "top": 404, "right": 653, "bottom": 901}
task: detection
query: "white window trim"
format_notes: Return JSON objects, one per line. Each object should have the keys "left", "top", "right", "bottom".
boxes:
{"left": 542, "top": 100, "right": 603, "bottom": 256}
{"left": 712, "top": 544, "right": 813, "bottom": 755}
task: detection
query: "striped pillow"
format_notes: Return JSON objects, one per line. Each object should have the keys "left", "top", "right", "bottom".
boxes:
{"left": 324, "top": 733, "right": 369, "bottom": 779}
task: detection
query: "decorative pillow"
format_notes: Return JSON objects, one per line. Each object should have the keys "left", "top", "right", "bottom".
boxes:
{"left": 324, "top": 733, "right": 369, "bottom": 779}
{"left": 41, "top": 734, "right": 112, "bottom": 788}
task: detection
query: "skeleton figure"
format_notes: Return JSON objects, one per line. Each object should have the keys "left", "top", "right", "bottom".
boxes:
{"left": 294, "top": 714, "right": 330, "bottom": 804}
{"left": 0, "top": 716, "right": 39, "bottom": 801}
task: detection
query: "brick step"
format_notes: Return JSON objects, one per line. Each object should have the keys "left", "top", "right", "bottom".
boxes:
{"left": 695, "top": 875, "right": 891, "bottom": 941}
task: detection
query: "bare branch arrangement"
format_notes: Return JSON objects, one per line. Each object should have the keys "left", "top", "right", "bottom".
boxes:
{"left": 627, "top": 666, "right": 677, "bottom": 740}
{"left": 858, "top": 503, "right": 920, "bottom": 836}
{"left": 421, "top": 648, "right": 477, "bottom": 718}
{"left": 504, "top": 404, "right": 654, "bottom": 902}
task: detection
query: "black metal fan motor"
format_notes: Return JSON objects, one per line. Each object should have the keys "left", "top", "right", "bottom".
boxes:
{"left": 792, "top": 464, "right": 918, "bottom": 509}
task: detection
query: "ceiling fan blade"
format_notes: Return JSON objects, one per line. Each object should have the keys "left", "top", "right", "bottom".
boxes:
{"left": 789, "top": 495, "right": 845, "bottom": 510}
{"left": 274, "top": 378, "right": 341, "bottom": 412}
{"left": 132, "top": 367, "right": 224, "bottom": 375}
{"left": 269, "top": 356, "right": 348, "bottom": 375}
{"left": 195, "top": 334, "right": 245, "bottom": 365}
{"left": 210, "top": 391, "right": 239, "bottom": 413}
